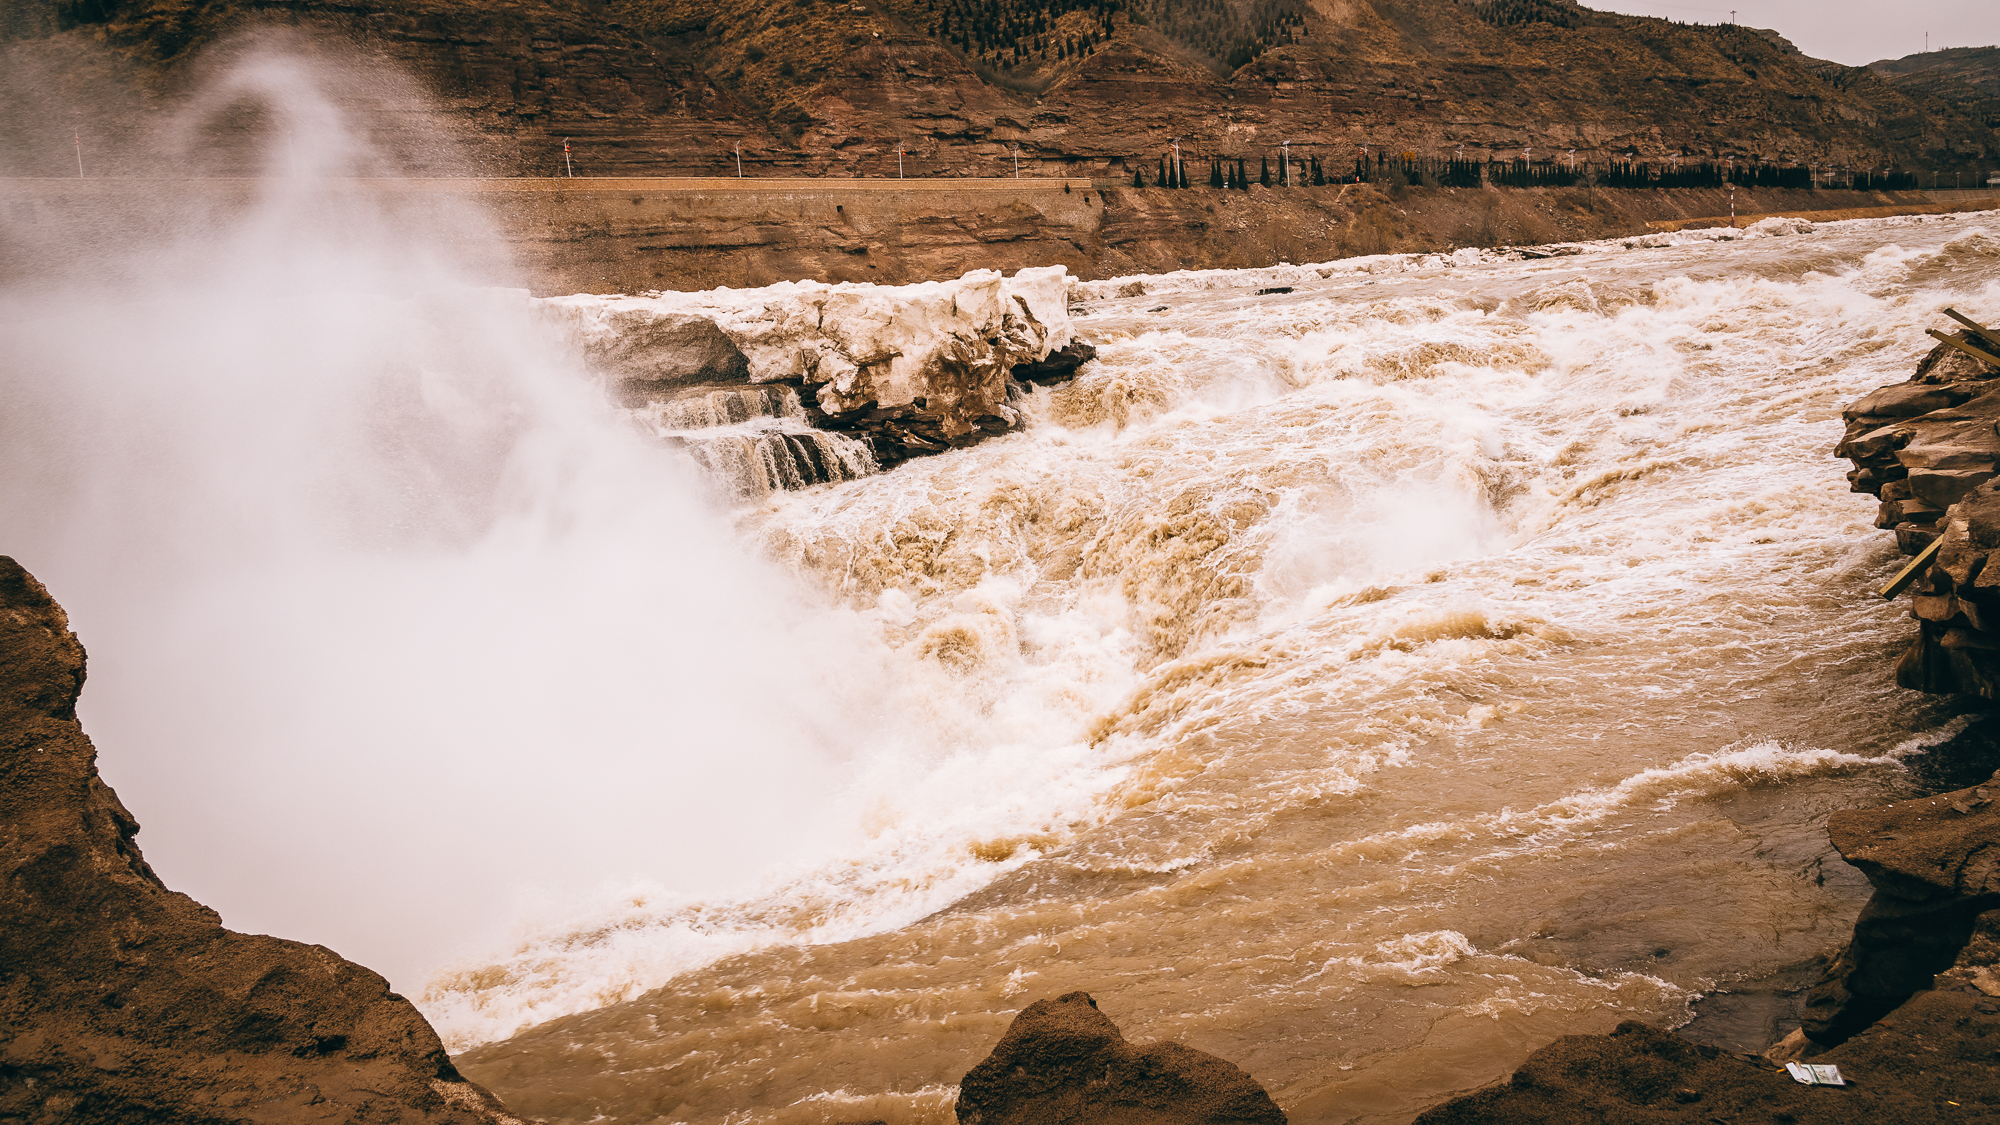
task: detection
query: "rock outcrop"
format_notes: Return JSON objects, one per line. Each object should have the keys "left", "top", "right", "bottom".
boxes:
{"left": 0, "top": 557, "right": 530, "bottom": 1125}
{"left": 1414, "top": 777, "right": 2000, "bottom": 1123}
{"left": 1798, "top": 777, "right": 2000, "bottom": 1047}
{"left": 546, "top": 264, "right": 1083, "bottom": 476}
{"left": 955, "top": 991, "right": 1287, "bottom": 1125}
{"left": 1836, "top": 316, "right": 2000, "bottom": 698}
{"left": 1413, "top": 1006, "right": 2000, "bottom": 1124}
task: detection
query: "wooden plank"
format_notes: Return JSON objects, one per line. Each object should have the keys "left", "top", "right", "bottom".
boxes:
{"left": 1943, "top": 307, "right": 2000, "bottom": 352}
{"left": 1926, "top": 328, "right": 2000, "bottom": 370}
{"left": 1880, "top": 534, "right": 1945, "bottom": 600}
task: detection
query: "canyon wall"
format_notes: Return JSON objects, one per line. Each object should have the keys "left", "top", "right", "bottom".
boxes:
{"left": 0, "top": 557, "right": 532, "bottom": 1125}
{"left": 1, "top": 0, "right": 1993, "bottom": 188}
{"left": 8, "top": 174, "right": 1994, "bottom": 295}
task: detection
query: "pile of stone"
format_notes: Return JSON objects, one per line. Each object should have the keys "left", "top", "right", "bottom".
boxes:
{"left": 1835, "top": 311, "right": 2000, "bottom": 697}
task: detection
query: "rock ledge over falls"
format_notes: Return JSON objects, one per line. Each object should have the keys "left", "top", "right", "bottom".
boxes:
{"left": 1835, "top": 313, "right": 2000, "bottom": 696}
{"left": 0, "top": 557, "right": 530, "bottom": 1125}
{"left": 539, "top": 265, "right": 1088, "bottom": 488}
{"left": 1416, "top": 774, "right": 2000, "bottom": 1123}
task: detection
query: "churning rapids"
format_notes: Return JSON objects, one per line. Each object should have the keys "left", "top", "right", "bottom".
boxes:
{"left": 431, "top": 216, "right": 2000, "bottom": 1125}
{"left": 6, "top": 147, "right": 2000, "bottom": 1121}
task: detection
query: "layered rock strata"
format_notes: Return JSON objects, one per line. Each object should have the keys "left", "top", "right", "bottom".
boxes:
{"left": 955, "top": 991, "right": 1287, "bottom": 1125}
{"left": 0, "top": 557, "right": 529, "bottom": 1125}
{"left": 543, "top": 264, "right": 1088, "bottom": 476}
{"left": 3, "top": 0, "right": 1993, "bottom": 185}
{"left": 1835, "top": 322, "right": 2000, "bottom": 697}
{"left": 1797, "top": 778, "right": 2000, "bottom": 1048}
{"left": 1416, "top": 776, "right": 2000, "bottom": 1124}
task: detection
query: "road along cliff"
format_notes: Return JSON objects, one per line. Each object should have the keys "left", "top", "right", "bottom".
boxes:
{"left": 8, "top": 174, "right": 1995, "bottom": 296}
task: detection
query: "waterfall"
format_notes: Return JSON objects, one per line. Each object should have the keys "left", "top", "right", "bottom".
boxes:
{"left": 632, "top": 384, "right": 878, "bottom": 497}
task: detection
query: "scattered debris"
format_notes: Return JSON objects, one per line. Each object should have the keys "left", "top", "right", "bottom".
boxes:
{"left": 1784, "top": 1061, "right": 1847, "bottom": 1086}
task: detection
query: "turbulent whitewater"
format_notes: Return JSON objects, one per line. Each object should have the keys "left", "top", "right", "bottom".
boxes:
{"left": 5, "top": 146, "right": 1998, "bottom": 1123}
{"left": 420, "top": 215, "right": 2000, "bottom": 1122}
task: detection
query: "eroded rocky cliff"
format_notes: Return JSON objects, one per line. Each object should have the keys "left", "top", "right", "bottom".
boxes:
{"left": 0, "top": 557, "right": 530, "bottom": 1125}
{"left": 1, "top": 0, "right": 1992, "bottom": 186}
{"left": 1415, "top": 775, "right": 2000, "bottom": 1124}
{"left": 1835, "top": 312, "right": 2000, "bottom": 698}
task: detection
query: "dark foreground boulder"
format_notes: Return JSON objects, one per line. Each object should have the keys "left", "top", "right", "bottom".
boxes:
{"left": 1799, "top": 776, "right": 2000, "bottom": 1045}
{"left": 1413, "top": 1006, "right": 2000, "bottom": 1125}
{"left": 0, "top": 557, "right": 529, "bottom": 1124}
{"left": 1416, "top": 777, "right": 2000, "bottom": 1125}
{"left": 955, "top": 991, "right": 1286, "bottom": 1125}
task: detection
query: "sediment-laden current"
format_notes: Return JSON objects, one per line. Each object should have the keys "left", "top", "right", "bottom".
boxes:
{"left": 5, "top": 166, "right": 1997, "bottom": 1124}
{"left": 423, "top": 215, "right": 2000, "bottom": 1123}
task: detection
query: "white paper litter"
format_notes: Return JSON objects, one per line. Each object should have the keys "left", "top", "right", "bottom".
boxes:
{"left": 1785, "top": 1062, "right": 1846, "bottom": 1086}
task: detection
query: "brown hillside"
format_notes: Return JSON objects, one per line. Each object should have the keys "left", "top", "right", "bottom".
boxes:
{"left": 1, "top": 1, "right": 1994, "bottom": 184}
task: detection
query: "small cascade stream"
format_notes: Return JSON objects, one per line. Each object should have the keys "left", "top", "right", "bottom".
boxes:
{"left": 632, "top": 384, "right": 878, "bottom": 497}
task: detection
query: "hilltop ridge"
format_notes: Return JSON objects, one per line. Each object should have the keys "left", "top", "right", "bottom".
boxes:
{"left": 2, "top": 0, "right": 1994, "bottom": 184}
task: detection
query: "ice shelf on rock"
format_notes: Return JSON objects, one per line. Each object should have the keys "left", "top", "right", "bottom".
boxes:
{"left": 539, "top": 266, "right": 1076, "bottom": 458}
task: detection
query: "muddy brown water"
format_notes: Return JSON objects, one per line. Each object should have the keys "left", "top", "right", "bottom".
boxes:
{"left": 423, "top": 215, "right": 2000, "bottom": 1123}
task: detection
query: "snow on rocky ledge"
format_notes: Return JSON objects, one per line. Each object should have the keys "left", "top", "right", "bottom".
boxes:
{"left": 538, "top": 266, "right": 1078, "bottom": 463}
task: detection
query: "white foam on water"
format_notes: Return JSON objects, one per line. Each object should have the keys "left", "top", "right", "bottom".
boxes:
{"left": 409, "top": 210, "right": 2000, "bottom": 1052}
{"left": 10, "top": 52, "right": 1998, "bottom": 1064}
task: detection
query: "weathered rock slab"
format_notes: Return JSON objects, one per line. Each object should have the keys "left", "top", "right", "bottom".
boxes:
{"left": 1414, "top": 1009, "right": 2000, "bottom": 1124}
{"left": 545, "top": 265, "right": 1078, "bottom": 467}
{"left": 955, "top": 991, "right": 1286, "bottom": 1125}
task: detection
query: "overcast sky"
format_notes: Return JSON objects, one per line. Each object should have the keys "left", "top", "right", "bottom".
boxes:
{"left": 1585, "top": 1, "right": 1997, "bottom": 66}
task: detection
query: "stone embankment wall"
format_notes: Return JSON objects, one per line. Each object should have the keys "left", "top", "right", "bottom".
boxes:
{"left": 5, "top": 176, "right": 1996, "bottom": 294}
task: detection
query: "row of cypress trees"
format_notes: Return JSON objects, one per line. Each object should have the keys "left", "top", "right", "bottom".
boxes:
{"left": 1133, "top": 154, "right": 1334, "bottom": 187}
{"left": 1128, "top": 152, "right": 1915, "bottom": 191}
{"left": 928, "top": 0, "right": 1118, "bottom": 69}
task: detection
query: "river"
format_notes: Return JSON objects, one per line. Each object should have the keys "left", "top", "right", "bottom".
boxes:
{"left": 3, "top": 103, "right": 1997, "bottom": 1120}
{"left": 437, "top": 216, "right": 2000, "bottom": 1122}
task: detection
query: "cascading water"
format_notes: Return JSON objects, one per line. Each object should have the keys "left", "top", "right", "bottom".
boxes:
{"left": 633, "top": 384, "right": 878, "bottom": 498}
{"left": 8, "top": 39, "right": 2000, "bottom": 1125}
{"left": 439, "top": 215, "right": 2000, "bottom": 1124}
{"left": 0, "top": 47, "right": 920, "bottom": 990}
